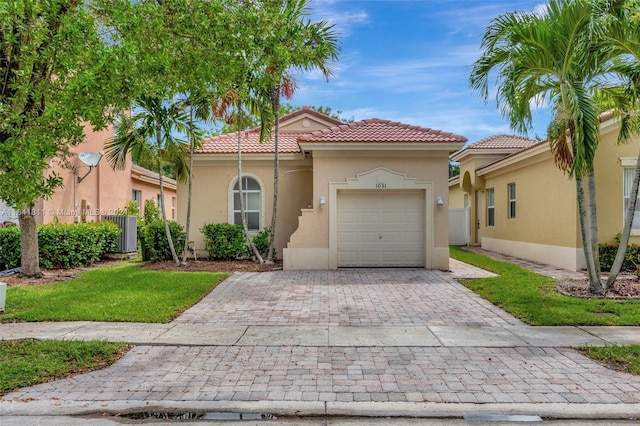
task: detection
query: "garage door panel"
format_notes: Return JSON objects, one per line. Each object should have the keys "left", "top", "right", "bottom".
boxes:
{"left": 337, "top": 190, "right": 426, "bottom": 267}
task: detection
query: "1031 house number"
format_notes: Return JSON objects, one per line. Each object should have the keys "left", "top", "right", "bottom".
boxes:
{"left": 375, "top": 183, "right": 387, "bottom": 189}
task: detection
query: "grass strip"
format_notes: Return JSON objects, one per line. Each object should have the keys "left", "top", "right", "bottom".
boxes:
{"left": 1, "top": 263, "right": 228, "bottom": 323}
{"left": 449, "top": 246, "right": 640, "bottom": 326}
{"left": 0, "top": 339, "right": 129, "bottom": 396}
{"left": 578, "top": 344, "right": 640, "bottom": 375}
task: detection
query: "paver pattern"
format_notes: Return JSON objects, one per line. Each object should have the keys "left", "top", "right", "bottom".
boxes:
{"left": 175, "top": 270, "right": 523, "bottom": 327}
{"left": 7, "top": 345, "right": 640, "bottom": 404}
{"left": 4, "top": 267, "right": 640, "bottom": 411}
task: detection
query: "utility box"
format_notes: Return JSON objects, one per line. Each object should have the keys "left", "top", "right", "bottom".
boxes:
{"left": 103, "top": 215, "right": 137, "bottom": 253}
{"left": 0, "top": 282, "right": 6, "bottom": 313}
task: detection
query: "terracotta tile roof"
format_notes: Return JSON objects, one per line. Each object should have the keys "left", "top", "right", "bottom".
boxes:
{"left": 465, "top": 134, "right": 541, "bottom": 150}
{"left": 299, "top": 119, "right": 467, "bottom": 143}
{"left": 197, "top": 130, "right": 303, "bottom": 154}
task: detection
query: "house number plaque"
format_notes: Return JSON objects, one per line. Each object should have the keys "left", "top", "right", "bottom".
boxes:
{"left": 375, "top": 183, "right": 387, "bottom": 189}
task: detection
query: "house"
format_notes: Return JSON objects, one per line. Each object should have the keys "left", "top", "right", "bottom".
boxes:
{"left": 0, "top": 122, "right": 176, "bottom": 225}
{"left": 449, "top": 113, "right": 640, "bottom": 271}
{"left": 177, "top": 107, "right": 466, "bottom": 270}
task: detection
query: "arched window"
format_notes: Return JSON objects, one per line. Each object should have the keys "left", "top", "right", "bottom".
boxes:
{"left": 233, "top": 177, "right": 261, "bottom": 231}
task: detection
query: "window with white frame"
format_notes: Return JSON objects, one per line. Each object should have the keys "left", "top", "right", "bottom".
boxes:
{"left": 623, "top": 168, "right": 640, "bottom": 229}
{"left": 132, "top": 190, "right": 141, "bottom": 215}
{"left": 486, "top": 188, "right": 495, "bottom": 226}
{"left": 508, "top": 183, "right": 516, "bottom": 219}
{"left": 171, "top": 197, "right": 176, "bottom": 220}
{"left": 233, "top": 177, "right": 261, "bottom": 231}
{"left": 157, "top": 194, "right": 163, "bottom": 214}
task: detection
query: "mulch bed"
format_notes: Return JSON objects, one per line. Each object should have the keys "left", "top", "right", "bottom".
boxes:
{"left": 557, "top": 274, "right": 640, "bottom": 299}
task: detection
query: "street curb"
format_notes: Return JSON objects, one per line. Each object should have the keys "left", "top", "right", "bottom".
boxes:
{"left": 2, "top": 400, "right": 640, "bottom": 420}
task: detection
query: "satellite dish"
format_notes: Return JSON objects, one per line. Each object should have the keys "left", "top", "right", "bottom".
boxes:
{"left": 77, "top": 151, "right": 104, "bottom": 183}
{"left": 78, "top": 151, "right": 102, "bottom": 167}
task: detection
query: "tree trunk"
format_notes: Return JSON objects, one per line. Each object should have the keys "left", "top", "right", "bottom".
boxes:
{"left": 181, "top": 105, "right": 196, "bottom": 266}
{"left": 587, "top": 168, "right": 602, "bottom": 289}
{"left": 156, "top": 126, "right": 179, "bottom": 265}
{"left": 18, "top": 207, "right": 41, "bottom": 278}
{"left": 266, "top": 87, "right": 280, "bottom": 263}
{"left": 577, "top": 177, "right": 603, "bottom": 292}
{"left": 237, "top": 109, "right": 263, "bottom": 263}
{"left": 606, "top": 147, "right": 640, "bottom": 286}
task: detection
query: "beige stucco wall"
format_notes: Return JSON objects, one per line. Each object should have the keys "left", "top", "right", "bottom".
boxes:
{"left": 594, "top": 121, "right": 640, "bottom": 245}
{"left": 285, "top": 150, "right": 452, "bottom": 270}
{"left": 449, "top": 180, "right": 466, "bottom": 209}
{"left": 132, "top": 178, "right": 177, "bottom": 220}
{"left": 177, "top": 156, "right": 313, "bottom": 258}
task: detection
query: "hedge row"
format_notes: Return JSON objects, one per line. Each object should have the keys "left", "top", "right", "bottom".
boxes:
{"left": 0, "top": 222, "right": 120, "bottom": 270}
{"left": 139, "top": 220, "right": 186, "bottom": 261}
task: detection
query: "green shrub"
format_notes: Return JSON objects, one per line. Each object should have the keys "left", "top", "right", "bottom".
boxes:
{"left": 140, "top": 220, "right": 186, "bottom": 261}
{"left": 0, "top": 226, "right": 21, "bottom": 270}
{"left": 201, "top": 223, "right": 248, "bottom": 260}
{"left": 253, "top": 228, "right": 276, "bottom": 260}
{"left": 0, "top": 222, "right": 120, "bottom": 270}
{"left": 599, "top": 235, "right": 640, "bottom": 272}
{"left": 143, "top": 200, "right": 161, "bottom": 223}
{"left": 38, "top": 222, "right": 121, "bottom": 269}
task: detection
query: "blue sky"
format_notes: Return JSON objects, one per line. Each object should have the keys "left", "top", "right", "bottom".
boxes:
{"left": 291, "top": 0, "right": 552, "bottom": 144}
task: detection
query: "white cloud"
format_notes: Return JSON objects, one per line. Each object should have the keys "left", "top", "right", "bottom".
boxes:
{"left": 307, "top": 0, "right": 369, "bottom": 36}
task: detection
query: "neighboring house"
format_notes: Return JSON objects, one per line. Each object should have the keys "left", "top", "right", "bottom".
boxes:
{"left": 177, "top": 107, "right": 466, "bottom": 270}
{"left": 449, "top": 113, "right": 640, "bottom": 271}
{"left": 1, "top": 122, "right": 176, "bottom": 225}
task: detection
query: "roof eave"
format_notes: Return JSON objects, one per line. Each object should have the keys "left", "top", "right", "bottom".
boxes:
{"left": 299, "top": 142, "right": 466, "bottom": 151}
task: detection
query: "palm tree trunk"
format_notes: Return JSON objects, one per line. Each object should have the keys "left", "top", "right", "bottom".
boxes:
{"left": 577, "top": 176, "right": 602, "bottom": 292}
{"left": 587, "top": 168, "right": 602, "bottom": 289}
{"left": 156, "top": 126, "right": 179, "bottom": 265}
{"left": 17, "top": 205, "right": 41, "bottom": 278}
{"left": 266, "top": 87, "right": 280, "bottom": 263}
{"left": 606, "top": 148, "right": 640, "bottom": 286}
{"left": 237, "top": 109, "right": 264, "bottom": 263}
{"left": 181, "top": 105, "right": 196, "bottom": 266}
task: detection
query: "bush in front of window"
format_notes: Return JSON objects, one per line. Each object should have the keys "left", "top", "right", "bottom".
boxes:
{"left": 253, "top": 228, "right": 276, "bottom": 260}
{"left": 201, "top": 223, "right": 248, "bottom": 260}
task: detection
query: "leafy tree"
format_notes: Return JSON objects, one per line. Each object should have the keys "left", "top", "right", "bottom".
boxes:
{"left": 470, "top": 0, "right": 639, "bottom": 293}
{"left": 449, "top": 163, "right": 460, "bottom": 179}
{"left": 0, "top": 0, "right": 134, "bottom": 277}
{"left": 105, "top": 96, "right": 189, "bottom": 265}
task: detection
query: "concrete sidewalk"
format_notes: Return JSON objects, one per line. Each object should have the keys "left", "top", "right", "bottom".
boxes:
{"left": 2, "top": 263, "right": 640, "bottom": 423}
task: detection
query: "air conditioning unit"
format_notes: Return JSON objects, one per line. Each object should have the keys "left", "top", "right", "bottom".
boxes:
{"left": 103, "top": 215, "right": 137, "bottom": 253}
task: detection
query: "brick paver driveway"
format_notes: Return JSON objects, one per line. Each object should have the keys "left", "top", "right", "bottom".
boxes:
{"left": 176, "top": 269, "right": 524, "bottom": 327}
{"left": 4, "top": 269, "right": 640, "bottom": 409}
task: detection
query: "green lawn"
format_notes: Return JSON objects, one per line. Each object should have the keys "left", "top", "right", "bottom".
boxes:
{"left": 1, "top": 263, "right": 228, "bottom": 323}
{"left": 0, "top": 339, "right": 129, "bottom": 396}
{"left": 449, "top": 246, "right": 640, "bottom": 326}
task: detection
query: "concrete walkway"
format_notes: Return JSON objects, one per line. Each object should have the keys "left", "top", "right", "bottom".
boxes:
{"left": 2, "top": 259, "right": 640, "bottom": 422}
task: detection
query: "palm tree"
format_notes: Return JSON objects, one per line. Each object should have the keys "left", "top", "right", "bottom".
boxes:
{"left": 105, "top": 95, "right": 189, "bottom": 265}
{"left": 470, "top": 0, "right": 630, "bottom": 293}
{"left": 596, "top": 0, "right": 640, "bottom": 285}
{"left": 258, "top": 0, "right": 340, "bottom": 261}
{"left": 176, "top": 93, "right": 209, "bottom": 265}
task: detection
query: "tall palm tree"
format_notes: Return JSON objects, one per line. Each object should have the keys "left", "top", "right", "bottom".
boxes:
{"left": 105, "top": 95, "right": 189, "bottom": 265}
{"left": 596, "top": 0, "right": 640, "bottom": 285}
{"left": 257, "top": 0, "right": 340, "bottom": 261}
{"left": 470, "top": 0, "right": 626, "bottom": 292}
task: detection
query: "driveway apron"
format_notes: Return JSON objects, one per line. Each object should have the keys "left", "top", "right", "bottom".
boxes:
{"left": 3, "top": 269, "right": 640, "bottom": 415}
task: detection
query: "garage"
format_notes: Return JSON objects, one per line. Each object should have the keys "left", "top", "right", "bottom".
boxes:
{"left": 337, "top": 190, "right": 426, "bottom": 267}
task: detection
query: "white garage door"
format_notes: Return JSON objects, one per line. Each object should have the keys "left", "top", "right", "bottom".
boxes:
{"left": 337, "top": 190, "right": 425, "bottom": 267}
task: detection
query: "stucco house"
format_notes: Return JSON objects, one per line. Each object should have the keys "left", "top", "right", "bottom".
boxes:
{"left": 449, "top": 112, "right": 640, "bottom": 271}
{"left": 0, "top": 122, "right": 176, "bottom": 226}
{"left": 177, "top": 107, "right": 467, "bottom": 270}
